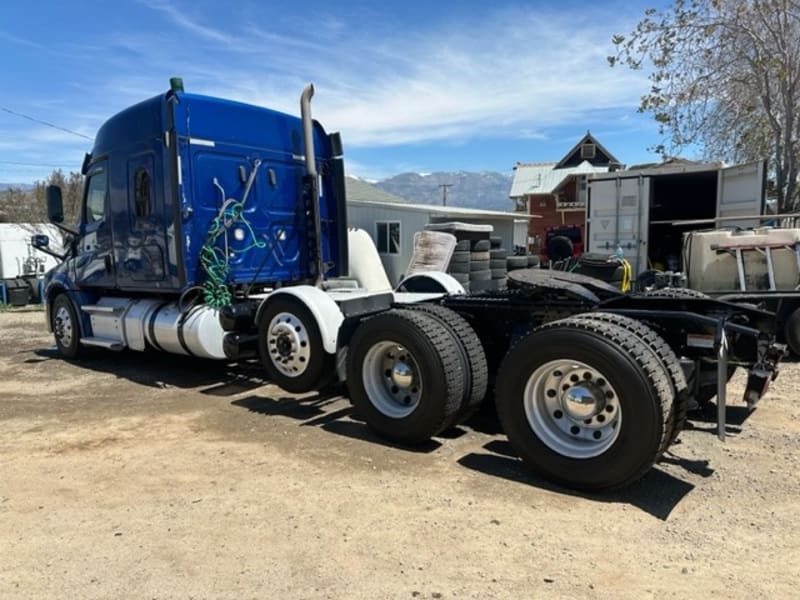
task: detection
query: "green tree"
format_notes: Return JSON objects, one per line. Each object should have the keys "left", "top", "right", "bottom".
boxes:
{"left": 0, "top": 170, "right": 83, "bottom": 225}
{"left": 609, "top": 0, "right": 800, "bottom": 211}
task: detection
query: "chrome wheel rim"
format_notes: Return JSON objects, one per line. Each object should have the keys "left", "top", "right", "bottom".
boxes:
{"left": 524, "top": 359, "right": 621, "bottom": 459}
{"left": 362, "top": 341, "right": 423, "bottom": 418}
{"left": 54, "top": 305, "right": 73, "bottom": 349}
{"left": 267, "top": 312, "right": 311, "bottom": 377}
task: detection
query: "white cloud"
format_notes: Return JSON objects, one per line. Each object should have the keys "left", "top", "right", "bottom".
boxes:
{"left": 3, "top": 2, "right": 651, "bottom": 181}
{"left": 153, "top": 6, "right": 649, "bottom": 149}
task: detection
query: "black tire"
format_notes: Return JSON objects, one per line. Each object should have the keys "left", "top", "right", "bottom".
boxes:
{"left": 472, "top": 239, "right": 491, "bottom": 252}
{"left": 490, "top": 236, "right": 503, "bottom": 249}
{"left": 527, "top": 255, "right": 541, "bottom": 267}
{"left": 447, "top": 261, "right": 470, "bottom": 274}
{"left": 783, "top": 307, "right": 800, "bottom": 356}
{"left": 346, "top": 309, "right": 464, "bottom": 443}
{"left": 470, "top": 279, "right": 495, "bottom": 292}
{"left": 455, "top": 239, "right": 470, "bottom": 252}
{"left": 490, "top": 249, "right": 508, "bottom": 260}
{"left": 490, "top": 259, "right": 506, "bottom": 269}
{"left": 644, "top": 288, "right": 709, "bottom": 299}
{"left": 491, "top": 268, "right": 507, "bottom": 279}
{"left": 470, "top": 269, "right": 491, "bottom": 282}
{"left": 469, "top": 259, "right": 490, "bottom": 272}
{"left": 51, "top": 293, "right": 83, "bottom": 358}
{"left": 495, "top": 317, "right": 672, "bottom": 491}
{"left": 572, "top": 312, "right": 688, "bottom": 448}
{"left": 406, "top": 304, "right": 488, "bottom": 420}
{"left": 507, "top": 256, "right": 528, "bottom": 269}
{"left": 449, "top": 271, "right": 470, "bottom": 284}
{"left": 258, "top": 297, "right": 333, "bottom": 393}
{"left": 546, "top": 235, "right": 574, "bottom": 262}
{"left": 449, "top": 250, "right": 470, "bottom": 264}
{"left": 470, "top": 251, "right": 490, "bottom": 261}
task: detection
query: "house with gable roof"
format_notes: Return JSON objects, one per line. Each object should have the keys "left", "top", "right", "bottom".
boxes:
{"left": 509, "top": 132, "right": 622, "bottom": 255}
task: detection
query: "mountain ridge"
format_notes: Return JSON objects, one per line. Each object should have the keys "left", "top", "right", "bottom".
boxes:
{"left": 370, "top": 171, "right": 513, "bottom": 212}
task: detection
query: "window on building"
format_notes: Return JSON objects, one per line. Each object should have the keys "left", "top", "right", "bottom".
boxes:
{"left": 84, "top": 168, "right": 108, "bottom": 224}
{"left": 376, "top": 221, "right": 401, "bottom": 254}
{"left": 581, "top": 143, "right": 596, "bottom": 159}
{"left": 133, "top": 167, "right": 151, "bottom": 219}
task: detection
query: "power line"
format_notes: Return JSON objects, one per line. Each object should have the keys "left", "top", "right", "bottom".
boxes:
{"left": 0, "top": 159, "right": 77, "bottom": 169}
{"left": 0, "top": 106, "right": 93, "bottom": 141}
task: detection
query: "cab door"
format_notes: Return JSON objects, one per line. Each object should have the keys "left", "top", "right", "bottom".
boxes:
{"left": 115, "top": 153, "right": 166, "bottom": 285}
{"left": 74, "top": 162, "right": 116, "bottom": 288}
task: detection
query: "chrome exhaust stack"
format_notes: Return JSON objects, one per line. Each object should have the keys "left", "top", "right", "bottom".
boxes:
{"left": 300, "top": 83, "right": 324, "bottom": 286}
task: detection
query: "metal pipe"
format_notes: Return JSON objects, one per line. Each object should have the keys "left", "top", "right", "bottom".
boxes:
{"left": 300, "top": 84, "right": 317, "bottom": 177}
{"left": 300, "top": 84, "right": 324, "bottom": 286}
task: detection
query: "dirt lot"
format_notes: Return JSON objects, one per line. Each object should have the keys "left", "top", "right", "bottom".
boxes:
{"left": 1, "top": 309, "right": 798, "bottom": 599}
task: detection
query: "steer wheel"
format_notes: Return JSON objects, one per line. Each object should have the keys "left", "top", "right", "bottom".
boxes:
{"left": 257, "top": 297, "right": 332, "bottom": 393}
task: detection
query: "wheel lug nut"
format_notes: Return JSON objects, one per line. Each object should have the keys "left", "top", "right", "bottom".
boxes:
{"left": 596, "top": 378, "right": 606, "bottom": 386}
{"left": 546, "top": 389, "right": 556, "bottom": 398}
{"left": 570, "top": 425, "right": 580, "bottom": 435}
{"left": 553, "top": 410, "right": 563, "bottom": 419}
{"left": 583, "top": 372, "right": 592, "bottom": 380}
{"left": 593, "top": 431, "right": 602, "bottom": 440}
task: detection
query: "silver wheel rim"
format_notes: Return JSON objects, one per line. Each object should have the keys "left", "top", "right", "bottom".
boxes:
{"left": 54, "top": 305, "right": 73, "bottom": 349}
{"left": 267, "top": 312, "right": 311, "bottom": 378}
{"left": 362, "top": 341, "right": 423, "bottom": 418}
{"left": 524, "top": 359, "right": 621, "bottom": 459}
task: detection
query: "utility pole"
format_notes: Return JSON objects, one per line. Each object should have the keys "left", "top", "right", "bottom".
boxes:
{"left": 439, "top": 183, "right": 453, "bottom": 206}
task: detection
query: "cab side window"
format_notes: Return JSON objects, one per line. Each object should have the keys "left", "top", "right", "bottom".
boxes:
{"left": 133, "top": 167, "right": 150, "bottom": 219}
{"left": 84, "top": 169, "right": 108, "bottom": 224}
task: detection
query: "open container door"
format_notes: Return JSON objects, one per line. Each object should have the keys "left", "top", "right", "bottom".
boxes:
{"left": 716, "top": 160, "right": 766, "bottom": 228}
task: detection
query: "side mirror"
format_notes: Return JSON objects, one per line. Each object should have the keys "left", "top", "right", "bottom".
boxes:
{"left": 31, "top": 234, "right": 49, "bottom": 249}
{"left": 46, "top": 185, "right": 64, "bottom": 223}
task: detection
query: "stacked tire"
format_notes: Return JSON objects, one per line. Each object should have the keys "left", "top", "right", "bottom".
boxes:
{"left": 469, "top": 239, "right": 493, "bottom": 292}
{"left": 506, "top": 255, "right": 528, "bottom": 272}
{"left": 487, "top": 236, "right": 508, "bottom": 291}
{"left": 446, "top": 239, "right": 472, "bottom": 291}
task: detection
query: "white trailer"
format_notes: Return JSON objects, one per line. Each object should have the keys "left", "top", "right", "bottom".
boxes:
{"left": 0, "top": 223, "right": 64, "bottom": 305}
{"left": 585, "top": 161, "right": 766, "bottom": 275}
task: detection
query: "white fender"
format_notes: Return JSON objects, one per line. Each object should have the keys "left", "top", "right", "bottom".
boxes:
{"left": 259, "top": 286, "right": 344, "bottom": 354}
{"left": 396, "top": 271, "right": 466, "bottom": 295}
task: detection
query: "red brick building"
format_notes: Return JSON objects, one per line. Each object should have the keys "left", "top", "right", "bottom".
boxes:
{"left": 509, "top": 133, "right": 620, "bottom": 257}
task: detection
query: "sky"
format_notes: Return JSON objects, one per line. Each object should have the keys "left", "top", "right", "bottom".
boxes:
{"left": 0, "top": 0, "right": 669, "bottom": 184}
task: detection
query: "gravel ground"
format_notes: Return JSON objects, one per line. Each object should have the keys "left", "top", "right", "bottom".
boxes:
{"left": 1, "top": 308, "right": 798, "bottom": 599}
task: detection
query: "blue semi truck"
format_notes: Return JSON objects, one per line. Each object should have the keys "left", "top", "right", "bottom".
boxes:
{"left": 33, "top": 80, "right": 784, "bottom": 491}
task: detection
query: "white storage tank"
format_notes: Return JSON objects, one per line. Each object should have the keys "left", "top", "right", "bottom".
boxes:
{"left": 684, "top": 228, "right": 800, "bottom": 292}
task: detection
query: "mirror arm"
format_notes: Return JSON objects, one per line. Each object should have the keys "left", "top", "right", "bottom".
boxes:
{"left": 34, "top": 245, "right": 67, "bottom": 262}
{"left": 51, "top": 222, "right": 79, "bottom": 238}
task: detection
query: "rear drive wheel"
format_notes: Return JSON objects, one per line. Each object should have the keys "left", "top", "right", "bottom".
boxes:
{"left": 258, "top": 297, "right": 332, "bottom": 393}
{"left": 495, "top": 317, "right": 672, "bottom": 491}
{"left": 347, "top": 309, "right": 464, "bottom": 444}
{"left": 571, "top": 312, "right": 688, "bottom": 448}
{"left": 52, "top": 293, "right": 83, "bottom": 358}
{"left": 783, "top": 306, "right": 800, "bottom": 356}
{"left": 406, "top": 303, "right": 488, "bottom": 422}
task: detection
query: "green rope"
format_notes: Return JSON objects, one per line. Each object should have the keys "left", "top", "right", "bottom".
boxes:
{"left": 199, "top": 197, "right": 266, "bottom": 309}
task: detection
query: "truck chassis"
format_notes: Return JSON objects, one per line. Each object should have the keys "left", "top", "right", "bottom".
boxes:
{"left": 36, "top": 82, "right": 784, "bottom": 492}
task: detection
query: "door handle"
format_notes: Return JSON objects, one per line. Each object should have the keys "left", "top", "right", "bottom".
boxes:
{"left": 104, "top": 255, "right": 113, "bottom": 273}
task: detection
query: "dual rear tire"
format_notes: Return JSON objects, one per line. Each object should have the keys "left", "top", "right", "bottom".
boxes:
{"left": 495, "top": 316, "right": 674, "bottom": 491}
